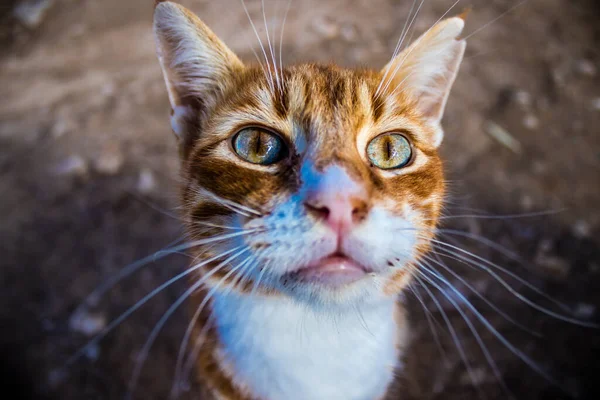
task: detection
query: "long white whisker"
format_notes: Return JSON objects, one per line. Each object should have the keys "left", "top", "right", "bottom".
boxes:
{"left": 71, "top": 230, "right": 256, "bottom": 324}
{"left": 262, "top": 0, "right": 280, "bottom": 92}
{"left": 179, "top": 256, "right": 260, "bottom": 393}
{"left": 462, "top": 0, "right": 528, "bottom": 41}
{"left": 435, "top": 209, "right": 564, "bottom": 221}
{"left": 426, "top": 237, "right": 598, "bottom": 327}
{"left": 376, "top": 0, "right": 427, "bottom": 97}
{"left": 126, "top": 248, "right": 249, "bottom": 399}
{"left": 406, "top": 282, "right": 450, "bottom": 366}
{"left": 278, "top": 0, "right": 293, "bottom": 85}
{"left": 63, "top": 246, "right": 244, "bottom": 368}
{"left": 424, "top": 252, "right": 542, "bottom": 337}
{"left": 379, "top": 0, "right": 462, "bottom": 98}
{"left": 170, "top": 255, "right": 253, "bottom": 399}
{"left": 411, "top": 273, "right": 485, "bottom": 399}
{"left": 375, "top": 0, "right": 419, "bottom": 96}
{"left": 194, "top": 187, "right": 262, "bottom": 217}
{"left": 414, "top": 260, "right": 568, "bottom": 393}
{"left": 240, "top": 0, "right": 275, "bottom": 93}
{"left": 416, "top": 262, "right": 515, "bottom": 400}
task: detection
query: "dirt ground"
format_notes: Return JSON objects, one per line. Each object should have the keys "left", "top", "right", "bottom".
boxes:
{"left": 1, "top": 0, "right": 599, "bottom": 399}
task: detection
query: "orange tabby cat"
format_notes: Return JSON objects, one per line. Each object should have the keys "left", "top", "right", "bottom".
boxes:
{"left": 153, "top": 1, "right": 465, "bottom": 399}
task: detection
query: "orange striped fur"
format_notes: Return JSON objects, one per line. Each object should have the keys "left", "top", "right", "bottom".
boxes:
{"left": 154, "top": 2, "right": 466, "bottom": 399}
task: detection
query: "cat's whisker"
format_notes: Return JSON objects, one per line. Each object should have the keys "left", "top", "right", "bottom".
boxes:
{"left": 416, "top": 262, "right": 516, "bottom": 400}
{"left": 402, "top": 226, "right": 577, "bottom": 317}
{"left": 126, "top": 248, "right": 250, "bottom": 400}
{"left": 64, "top": 246, "right": 245, "bottom": 369}
{"left": 278, "top": 0, "right": 293, "bottom": 88}
{"left": 378, "top": 0, "right": 462, "bottom": 99}
{"left": 126, "top": 190, "right": 193, "bottom": 224}
{"left": 423, "top": 252, "right": 542, "bottom": 337}
{"left": 411, "top": 274, "right": 486, "bottom": 400}
{"left": 462, "top": 0, "right": 528, "bottom": 41}
{"left": 406, "top": 281, "right": 451, "bottom": 367}
{"left": 178, "top": 257, "right": 261, "bottom": 396}
{"left": 375, "top": 0, "right": 420, "bottom": 97}
{"left": 434, "top": 208, "right": 565, "bottom": 221}
{"left": 192, "top": 220, "right": 248, "bottom": 231}
{"left": 72, "top": 229, "right": 257, "bottom": 321}
{"left": 171, "top": 255, "right": 255, "bottom": 399}
{"left": 422, "top": 233, "right": 573, "bottom": 312}
{"left": 239, "top": 0, "right": 276, "bottom": 93}
{"left": 416, "top": 260, "right": 572, "bottom": 397}
{"left": 427, "top": 240, "right": 599, "bottom": 328}
{"left": 250, "top": 258, "right": 270, "bottom": 296}
{"left": 376, "top": 0, "right": 427, "bottom": 98}
{"left": 193, "top": 186, "right": 263, "bottom": 217}
{"left": 261, "top": 0, "right": 281, "bottom": 93}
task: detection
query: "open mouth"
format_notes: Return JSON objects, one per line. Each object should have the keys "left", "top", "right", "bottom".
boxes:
{"left": 286, "top": 252, "right": 372, "bottom": 287}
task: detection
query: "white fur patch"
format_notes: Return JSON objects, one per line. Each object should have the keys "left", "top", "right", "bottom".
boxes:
{"left": 212, "top": 292, "right": 401, "bottom": 400}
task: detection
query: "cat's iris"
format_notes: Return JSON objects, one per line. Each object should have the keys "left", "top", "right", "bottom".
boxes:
{"left": 232, "top": 128, "right": 285, "bottom": 165}
{"left": 367, "top": 133, "right": 412, "bottom": 170}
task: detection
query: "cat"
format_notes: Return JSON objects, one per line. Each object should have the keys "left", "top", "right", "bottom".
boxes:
{"left": 153, "top": 0, "right": 466, "bottom": 399}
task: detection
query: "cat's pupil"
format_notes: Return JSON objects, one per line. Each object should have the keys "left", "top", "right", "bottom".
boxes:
{"left": 254, "top": 131, "right": 263, "bottom": 156}
{"left": 385, "top": 137, "right": 392, "bottom": 160}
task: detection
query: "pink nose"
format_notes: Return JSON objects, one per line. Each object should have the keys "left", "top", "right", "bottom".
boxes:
{"left": 304, "top": 166, "right": 370, "bottom": 234}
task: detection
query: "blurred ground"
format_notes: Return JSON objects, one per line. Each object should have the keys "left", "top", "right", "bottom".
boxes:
{"left": 0, "top": 0, "right": 599, "bottom": 399}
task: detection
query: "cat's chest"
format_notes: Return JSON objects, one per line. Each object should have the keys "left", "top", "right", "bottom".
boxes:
{"left": 211, "top": 293, "right": 401, "bottom": 400}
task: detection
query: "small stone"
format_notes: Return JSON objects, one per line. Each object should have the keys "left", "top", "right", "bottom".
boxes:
{"left": 51, "top": 116, "right": 77, "bottom": 139}
{"left": 520, "top": 194, "right": 534, "bottom": 210}
{"left": 573, "top": 303, "right": 595, "bottom": 319}
{"left": 591, "top": 98, "right": 600, "bottom": 111}
{"left": 340, "top": 22, "right": 358, "bottom": 42}
{"left": 47, "top": 369, "right": 67, "bottom": 389}
{"left": 42, "top": 318, "right": 55, "bottom": 332}
{"left": 137, "top": 168, "right": 156, "bottom": 194}
{"left": 459, "top": 367, "right": 488, "bottom": 385}
{"left": 515, "top": 90, "right": 532, "bottom": 108}
{"left": 572, "top": 220, "right": 590, "bottom": 238}
{"left": 13, "top": 0, "right": 55, "bottom": 29}
{"left": 532, "top": 160, "right": 547, "bottom": 175}
{"left": 485, "top": 121, "right": 522, "bottom": 154}
{"left": 312, "top": 16, "right": 339, "bottom": 39}
{"left": 84, "top": 343, "right": 101, "bottom": 360}
{"left": 575, "top": 59, "right": 597, "bottom": 77}
{"left": 55, "top": 155, "right": 88, "bottom": 177}
{"left": 536, "top": 254, "right": 570, "bottom": 278}
{"left": 69, "top": 309, "right": 106, "bottom": 337}
{"left": 523, "top": 114, "right": 539, "bottom": 130}
{"left": 94, "top": 146, "right": 124, "bottom": 175}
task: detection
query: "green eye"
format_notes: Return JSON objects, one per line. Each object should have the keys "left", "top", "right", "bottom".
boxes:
{"left": 367, "top": 133, "right": 412, "bottom": 170}
{"left": 232, "top": 128, "right": 286, "bottom": 165}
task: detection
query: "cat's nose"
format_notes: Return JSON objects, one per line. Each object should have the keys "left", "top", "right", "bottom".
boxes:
{"left": 303, "top": 165, "right": 370, "bottom": 234}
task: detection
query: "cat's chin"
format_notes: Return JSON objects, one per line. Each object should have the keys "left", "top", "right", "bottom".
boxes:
{"left": 284, "top": 253, "right": 373, "bottom": 288}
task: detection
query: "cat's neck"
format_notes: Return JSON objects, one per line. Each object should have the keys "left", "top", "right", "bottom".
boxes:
{"left": 210, "top": 291, "right": 406, "bottom": 400}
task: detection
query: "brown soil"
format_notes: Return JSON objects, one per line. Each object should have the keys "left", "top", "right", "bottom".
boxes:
{"left": 1, "top": 0, "right": 599, "bottom": 399}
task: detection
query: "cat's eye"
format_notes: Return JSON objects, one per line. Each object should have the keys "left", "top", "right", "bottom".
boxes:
{"left": 232, "top": 127, "right": 286, "bottom": 165}
{"left": 367, "top": 133, "right": 412, "bottom": 170}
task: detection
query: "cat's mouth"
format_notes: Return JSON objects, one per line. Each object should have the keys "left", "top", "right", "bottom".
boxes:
{"left": 285, "top": 252, "right": 373, "bottom": 287}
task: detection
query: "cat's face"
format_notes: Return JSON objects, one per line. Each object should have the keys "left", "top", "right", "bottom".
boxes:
{"left": 154, "top": 1, "right": 465, "bottom": 307}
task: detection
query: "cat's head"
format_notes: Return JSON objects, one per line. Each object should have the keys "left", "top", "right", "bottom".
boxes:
{"left": 154, "top": 1, "right": 466, "bottom": 307}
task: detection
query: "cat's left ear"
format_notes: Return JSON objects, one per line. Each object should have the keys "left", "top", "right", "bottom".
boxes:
{"left": 153, "top": 1, "right": 244, "bottom": 151}
{"left": 381, "top": 15, "right": 466, "bottom": 147}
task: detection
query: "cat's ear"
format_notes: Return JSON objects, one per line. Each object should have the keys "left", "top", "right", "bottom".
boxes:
{"left": 153, "top": 1, "right": 244, "bottom": 149}
{"left": 381, "top": 15, "right": 466, "bottom": 147}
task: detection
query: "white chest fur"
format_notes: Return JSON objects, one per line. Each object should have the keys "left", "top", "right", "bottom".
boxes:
{"left": 211, "top": 293, "right": 402, "bottom": 400}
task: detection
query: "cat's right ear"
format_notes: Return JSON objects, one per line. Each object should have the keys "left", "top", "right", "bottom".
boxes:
{"left": 153, "top": 1, "right": 244, "bottom": 150}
